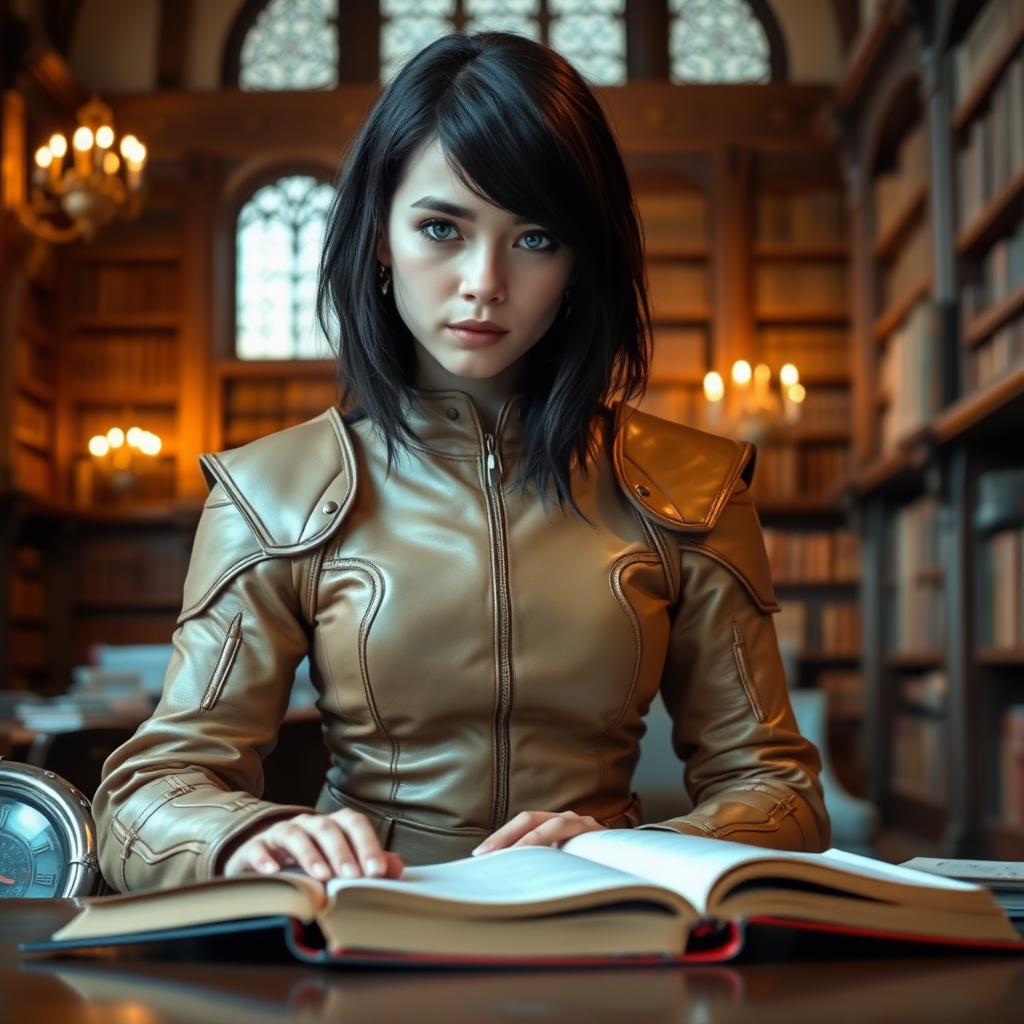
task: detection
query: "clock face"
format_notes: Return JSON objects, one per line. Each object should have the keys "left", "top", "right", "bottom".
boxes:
{"left": 0, "top": 798, "right": 67, "bottom": 898}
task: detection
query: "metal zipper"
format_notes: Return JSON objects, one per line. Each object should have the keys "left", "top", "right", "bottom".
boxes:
{"left": 483, "top": 432, "right": 513, "bottom": 829}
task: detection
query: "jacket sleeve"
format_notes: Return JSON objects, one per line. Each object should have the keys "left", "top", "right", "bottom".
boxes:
{"left": 643, "top": 481, "right": 831, "bottom": 852}
{"left": 93, "top": 495, "right": 318, "bottom": 893}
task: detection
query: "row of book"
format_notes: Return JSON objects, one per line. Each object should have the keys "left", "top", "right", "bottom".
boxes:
{"left": 14, "top": 445, "right": 51, "bottom": 500}
{"left": 755, "top": 190, "right": 847, "bottom": 248}
{"left": 636, "top": 384, "right": 703, "bottom": 429}
{"left": 754, "top": 263, "right": 848, "bottom": 313}
{"left": 792, "top": 387, "right": 851, "bottom": 434}
{"left": 748, "top": 443, "right": 850, "bottom": 500}
{"left": 956, "top": 47, "right": 1024, "bottom": 232}
{"left": 962, "top": 216, "right": 1024, "bottom": 324}
{"left": 13, "top": 393, "right": 52, "bottom": 450}
{"left": 877, "top": 300, "right": 940, "bottom": 451}
{"left": 969, "top": 310, "right": 1024, "bottom": 391}
{"left": 648, "top": 262, "right": 709, "bottom": 318}
{"left": 636, "top": 191, "right": 707, "bottom": 249}
{"left": 758, "top": 327, "right": 850, "bottom": 379}
{"left": 873, "top": 123, "right": 928, "bottom": 242}
{"left": 75, "top": 542, "right": 186, "bottom": 606}
{"left": 225, "top": 377, "right": 338, "bottom": 416}
{"left": 951, "top": 0, "right": 1024, "bottom": 105}
{"left": 892, "top": 712, "right": 948, "bottom": 805}
{"left": 773, "top": 600, "right": 861, "bottom": 655}
{"left": 1001, "top": 705, "right": 1024, "bottom": 826}
{"left": 15, "top": 334, "right": 54, "bottom": 391}
{"left": 69, "top": 333, "right": 180, "bottom": 391}
{"left": 885, "top": 497, "right": 945, "bottom": 653}
{"left": 881, "top": 218, "right": 932, "bottom": 315}
{"left": 75, "top": 262, "right": 181, "bottom": 317}
{"left": 819, "top": 670, "right": 864, "bottom": 720}
{"left": 649, "top": 327, "right": 707, "bottom": 381}
{"left": 761, "top": 529, "right": 860, "bottom": 582}
{"left": 981, "top": 526, "right": 1024, "bottom": 648}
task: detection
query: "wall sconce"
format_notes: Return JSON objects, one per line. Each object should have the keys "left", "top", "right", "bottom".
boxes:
{"left": 703, "top": 361, "right": 805, "bottom": 446}
{"left": 87, "top": 426, "right": 162, "bottom": 494}
{"left": 21, "top": 97, "right": 146, "bottom": 244}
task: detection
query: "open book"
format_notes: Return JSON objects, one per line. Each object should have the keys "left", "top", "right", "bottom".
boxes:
{"left": 24, "top": 831, "right": 1022, "bottom": 964}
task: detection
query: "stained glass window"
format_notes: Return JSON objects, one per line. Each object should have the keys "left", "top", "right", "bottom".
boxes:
{"left": 379, "top": 0, "right": 625, "bottom": 85}
{"left": 236, "top": 176, "right": 334, "bottom": 360}
{"left": 239, "top": 0, "right": 339, "bottom": 91}
{"left": 669, "top": 0, "right": 771, "bottom": 84}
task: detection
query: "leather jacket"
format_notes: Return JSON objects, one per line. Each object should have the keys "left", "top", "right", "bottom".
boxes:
{"left": 94, "top": 393, "right": 829, "bottom": 892}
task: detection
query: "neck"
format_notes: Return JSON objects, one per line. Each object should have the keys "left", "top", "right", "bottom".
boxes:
{"left": 413, "top": 343, "right": 522, "bottom": 435}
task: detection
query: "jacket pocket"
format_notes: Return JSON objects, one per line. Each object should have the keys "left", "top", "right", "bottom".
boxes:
{"left": 199, "top": 612, "right": 243, "bottom": 713}
{"left": 732, "top": 620, "right": 767, "bottom": 723}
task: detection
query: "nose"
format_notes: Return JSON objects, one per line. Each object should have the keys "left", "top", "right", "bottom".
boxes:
{"left": 459, "top": 242, "right": 506, "bottom": 306}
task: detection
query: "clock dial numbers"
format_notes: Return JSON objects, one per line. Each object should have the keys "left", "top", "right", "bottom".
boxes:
{"left": 0, "top": 797, "right": 66, "bottom": 898}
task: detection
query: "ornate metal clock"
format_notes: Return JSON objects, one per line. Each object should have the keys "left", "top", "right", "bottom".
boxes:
{"left": 0, "top": 757, "right": 103, "bottom": 898}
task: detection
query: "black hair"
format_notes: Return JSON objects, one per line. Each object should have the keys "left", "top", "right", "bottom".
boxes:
{"left": 317, "top": 31, "right": 650, "bottom": 506}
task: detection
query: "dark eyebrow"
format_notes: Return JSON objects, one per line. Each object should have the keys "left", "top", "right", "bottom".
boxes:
{"left": 410, "top": 196, "right": 476, "bottom": 221}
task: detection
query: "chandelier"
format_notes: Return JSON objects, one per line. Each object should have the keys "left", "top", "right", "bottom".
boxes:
{"left": 21, "top": 97, "right": 147, "bottom": 244}
{"left": 702, "top": 361, "right": 806, "bottom": 446}
{"left": 88, "top": 426, "right": 163, "bottom": 495}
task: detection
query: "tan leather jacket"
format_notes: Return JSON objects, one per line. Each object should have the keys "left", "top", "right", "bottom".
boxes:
{"left": 95, "top": 393, "right": 829, "bottom": 892}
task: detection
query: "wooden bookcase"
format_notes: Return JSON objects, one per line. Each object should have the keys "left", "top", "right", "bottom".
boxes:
{"left": 841, "top": 0, "right": 1024, "bottom": 855}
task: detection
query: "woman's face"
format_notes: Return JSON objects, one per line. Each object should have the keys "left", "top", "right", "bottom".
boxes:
{"left": 378, "top": 140, "right": 575, "bottom": 382}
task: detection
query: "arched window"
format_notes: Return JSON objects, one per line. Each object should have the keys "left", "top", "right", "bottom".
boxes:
{"left": 379, "top": 0, "right": 626, "bottom": 86}
{"left": 669, "top": 0, "right": 782, "bottom": 84}
{"left": 237, "top": 0, "right": 339, "bottom": 91}
{"left": 235, "top": 175, "right": 334, "bottom": 360}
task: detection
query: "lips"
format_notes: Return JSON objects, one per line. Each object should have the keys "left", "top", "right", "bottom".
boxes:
{"left": 447, "top": 320, "right": 509, "bottom": 347}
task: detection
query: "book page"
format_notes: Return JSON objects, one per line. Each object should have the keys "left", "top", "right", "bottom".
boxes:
{"left": 561, "top": 830, "right": 980, "bottom": 914}
{"left": 325, "top": 846, "right": 690, "bottom": 915}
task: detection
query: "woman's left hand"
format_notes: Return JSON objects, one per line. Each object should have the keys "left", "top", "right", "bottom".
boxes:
{"left": 473, "top": 810, "right": 606, "bottom": 856}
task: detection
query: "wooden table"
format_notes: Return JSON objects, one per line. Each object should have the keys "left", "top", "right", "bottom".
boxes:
{"left": 3, "top": 901, "right": 1024, "bottom": 1023}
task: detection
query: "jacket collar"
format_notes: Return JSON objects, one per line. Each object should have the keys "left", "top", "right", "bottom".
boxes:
{"left": 405, "top": 389, "right": 526, "bottom": 458}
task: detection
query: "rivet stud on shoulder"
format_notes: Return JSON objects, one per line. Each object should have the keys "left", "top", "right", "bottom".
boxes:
{"left": 322, "top": 501, "right": 339, "bottom": 515}
{"left": 635, "top": 484, "right": 651, "bottom": 498}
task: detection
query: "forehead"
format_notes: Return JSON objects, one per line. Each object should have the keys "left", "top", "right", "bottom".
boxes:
{"left": 393, "top": 139, "right": 512, "bottom": 218}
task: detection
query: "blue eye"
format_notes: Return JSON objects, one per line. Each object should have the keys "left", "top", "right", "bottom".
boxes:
{"left": 424, "top": 221, "right": 458, "bottom": 242}
{"left": 519, "top": 232, "right": 553, "bottom": 251}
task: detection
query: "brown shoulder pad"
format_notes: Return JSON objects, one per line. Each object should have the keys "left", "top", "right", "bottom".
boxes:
{"left": 612, "top": 404, "right": 754, "bottom": 532}
{"left": 200, "top": 407, "right": 356, "bottom": 556}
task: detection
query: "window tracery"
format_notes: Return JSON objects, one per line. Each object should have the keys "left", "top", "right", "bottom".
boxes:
{"left": 238, "top": 0, "right": 339, "bottom": 91}
{"left": 236, "top": 175, "right": 335, "bottom": 360}
{"left": 668, "top": 0, "right": 771, "bottom": 84}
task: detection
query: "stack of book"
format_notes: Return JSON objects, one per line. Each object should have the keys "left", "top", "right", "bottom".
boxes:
{"left": 982, "top": 526, "right": 1024, "bottom": 648}
{"left": 755, "top": 263, "right": 847, "bottom": 313}
{"left": 762, "top": 529, "right": 861, "bottom": 582}
{"left": 887, "top": 497, "right": 945, "bottom": 653}
{"left": 756, "top": 189, "right": 846, "bottom": 246}
{"left": 759, "top": 326, "right": 849, "bottom": 378}
{"left": 878, "top": 301, "right": 940, "bottom": 451}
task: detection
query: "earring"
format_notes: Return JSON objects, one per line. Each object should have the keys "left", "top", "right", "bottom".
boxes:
{"left": 378, "top": 263, "right": 391, "bottom": 297}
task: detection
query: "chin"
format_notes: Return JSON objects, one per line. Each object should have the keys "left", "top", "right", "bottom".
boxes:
{"left": 439, "top": 354, "right": 515, "bottom": 380}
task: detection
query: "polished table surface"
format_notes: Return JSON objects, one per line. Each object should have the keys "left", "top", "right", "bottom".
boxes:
{"left": 3, "top": 900, "right": 1024, "bottom": 1024}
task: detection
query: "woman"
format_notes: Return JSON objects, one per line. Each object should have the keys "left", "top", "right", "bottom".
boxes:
{"left": 94, "top": 32, "right": 828, "bottom": 893}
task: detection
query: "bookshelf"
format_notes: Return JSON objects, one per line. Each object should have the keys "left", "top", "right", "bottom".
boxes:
{"left": 635, "top": 183, "right": 711, "bottom": 428}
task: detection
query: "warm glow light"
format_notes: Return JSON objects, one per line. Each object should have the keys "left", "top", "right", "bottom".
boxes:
{"left": 754, "top": 363, "right": 771, "bottom": 383}
{"left": 126, "top": 427, "right": 143, "bottom": 447}
{"left": 703, "top": 371, "right": 725, "bottom": 402}
{"left": 788, "top": 383, "right": 807, "bottom": 404}
{"left": 120, "top": 134, "right": 140, "bottom": 159}
{"left": 138, "top": 431, "right": 162, "bottom": 455}
{"left": 73, "top": 126, "right": 94, "bottom": 151}
{"left": 780, "top": 363, "right": 800, "bottom": 387}
{"left": 48, "top": 133, "right": 67, "bottom": 158}
{"left": 106, "top": 427, "right": 125, "bottom": 448}
{"left": 102, "top": 151, "right": 120, "bottom": 174}
{"left": 88, "top": 435, "right": 110, "bottom": 457}
{"left": 95, "top": 125, "right": 114, "bottom": 149}
{"left": 34, "top": 146, "right": 53, "bottom": 169}
{"left": 731, "top": 360, "right": 752, "bottom": 385}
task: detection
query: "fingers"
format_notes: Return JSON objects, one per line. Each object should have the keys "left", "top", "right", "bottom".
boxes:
{"left": 474, "top": 811, "right": 606, "bottom": 856}
{"left": 221, "top": 810, "right": 405, "bottom": 881}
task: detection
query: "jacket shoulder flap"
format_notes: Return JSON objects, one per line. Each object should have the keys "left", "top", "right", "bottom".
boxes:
{"left": 613, "top": 405, "right": 777, "bottom": 612}
{"left": 180, "top": 407, "right": 356, "bottom": 621}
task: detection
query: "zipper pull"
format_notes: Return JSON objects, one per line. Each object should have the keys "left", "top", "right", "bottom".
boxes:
{"left": 485, "top": 434, "right": 501, "bottom": 488}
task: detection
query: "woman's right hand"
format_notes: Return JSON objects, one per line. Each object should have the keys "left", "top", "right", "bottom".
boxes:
{"left": 222, "top": 808, "right": 404, "bottom": 881}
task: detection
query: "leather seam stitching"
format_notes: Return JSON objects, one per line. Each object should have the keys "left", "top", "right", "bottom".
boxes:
{"left": 199, "top": 612, "right": 243, "bottom": 713}
{"left": 732, "top": 619, "right": 767, "bottom": 723}
{"left": 677, "top": 542, "right": 780, "bottom": 613}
